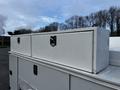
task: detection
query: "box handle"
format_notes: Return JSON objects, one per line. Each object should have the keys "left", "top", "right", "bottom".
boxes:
{"left": 50, "top": 36, "right": 57, "bottom": 47}
{"left": 17, "top": 37, "right": 20, "bottom": 44}
{"left": 9, "top": 70, "right": 12, "bottom": 75}
{"left": 33, "top": 65, "right": 38, "bottom": 75}
{"left": 9, "top": 86, "right": 11, "bottom": 90}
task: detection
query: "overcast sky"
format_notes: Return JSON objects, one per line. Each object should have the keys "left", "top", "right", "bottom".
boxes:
{"left": 0, "top": 0, "right": 119, "bottom": 35}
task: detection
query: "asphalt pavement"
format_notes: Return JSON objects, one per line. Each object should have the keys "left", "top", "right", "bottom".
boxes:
{"left": 0, "top": 48, "right": 9, "bottom": 90}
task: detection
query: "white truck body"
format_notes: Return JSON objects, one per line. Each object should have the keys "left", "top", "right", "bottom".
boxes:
{"left": 9, "top": 27, "right": 120, "bottom": 90}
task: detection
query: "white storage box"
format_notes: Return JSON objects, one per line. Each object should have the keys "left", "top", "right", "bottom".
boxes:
{"left": 11, "top": 34, "right": 31, "bottom": 56}
{"left": 109, "top": 37, "right": 120, "bottom": 66}
{"left": 32, "top": 27, "right": 109, "bottom": 73}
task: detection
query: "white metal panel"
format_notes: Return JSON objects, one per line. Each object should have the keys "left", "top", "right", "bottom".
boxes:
{"left": 94, "top": 28, "right": 109, "bottom": 73}
{"left": 19, "top": 78, "right": 36, "bottom": 90}
{"left": 18, "top": 58, "right": 69, "bottom": 90}
{"left": 32, "top": 31, "right": 93, "bottom": 72}
{"left": 71, "top": 76, "right": 115, "bottom": 90}
{"left": 110, "top": 51, "right": 120, "bottom": 66}
{"left": 110, "top": 37, "right": 120, "bottom": 51}
{"left": 11, "top": 35, "right": 31, "bottom": 56}
{"left": 9, "top": 54, "right": 18, "bottom": 90}
{"left": 109, "top": 37, "right": 120, "bottom": 66}
{"left": 98, "top": 66, "right": 120, "bottom": 84}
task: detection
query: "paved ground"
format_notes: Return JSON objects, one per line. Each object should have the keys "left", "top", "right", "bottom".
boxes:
{"left": 0, "top": 48, "right": 9, "bottom": 90}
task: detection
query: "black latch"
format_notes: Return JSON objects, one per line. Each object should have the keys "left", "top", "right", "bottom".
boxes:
{"left": 33, "top": 65, "right": 38, "bottom": 75}
{"left": 9, "top": 86, "right": 11, "bottom": 90}
{"left": 9, "top": 70, "right": 12, "bottom": 75}
{"left": 50, "top": 36, "right": 57, "bottom": 47}
{"left": 17, "top": 37, "right": 20, "bottom": 44}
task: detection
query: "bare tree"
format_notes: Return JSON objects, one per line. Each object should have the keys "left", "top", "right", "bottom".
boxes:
{"left": 108, "top": 7, "right": 116, "bottom": 35}
{"left": 116, "top": 8, "right": 120, "bottom": 35}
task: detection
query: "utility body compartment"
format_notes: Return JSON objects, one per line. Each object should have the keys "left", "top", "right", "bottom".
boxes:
{"left": 11, "top": 34, "right": 31, "bottom": 56}
{"left": 32, "top": 27, "right": 109, "bottom": 73}
{"left": 10, "top": 27, "right": 109, "bottom": 73}
{"left": 18, "top": 57, "right": 69, "bottom": 90}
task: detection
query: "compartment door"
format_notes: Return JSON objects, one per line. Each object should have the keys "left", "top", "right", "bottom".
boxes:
{"left": 32, "top": 31, "right": 93, "bottom": 72}
{"left": 19, "top": 58, "right": 69, "bottom": 90}
{"left": 9, "top": 54, "right": 18, "bottom": 90}
{"left": 11, "top": 36, "right": 31, "bottom": 56}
